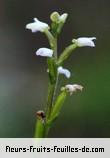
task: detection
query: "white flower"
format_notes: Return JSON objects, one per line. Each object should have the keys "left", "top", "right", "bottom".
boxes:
{"left": 26, "top": 18, "right": 49, "bottom": 33}
{"left": 65, "top": 84, "right": 83, "bottom": 95}
{"left": 72, "top": 37, "right": 96, "bottom": 47}
{"left": 36, "top": 48, "right": 53, "bottom": 57}
{"left": 58, "top": 66, "right": 71, "bottom": 78}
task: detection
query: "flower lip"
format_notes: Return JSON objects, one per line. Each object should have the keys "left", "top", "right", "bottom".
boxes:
{"left": 58, "top": 66, "right": 71, "bottom": 78}
{"left": 36, "top": 48, "right": 53, "bottom": 57}
{"left": 72, "top": 37, "right": 96, "bottom": 47}
{"left": 26, "top": 18, "right": 49, "bottom": 33}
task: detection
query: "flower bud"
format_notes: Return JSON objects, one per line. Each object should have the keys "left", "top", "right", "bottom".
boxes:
{"left": 50, "top": 12, "right": 60, "bottom": 22}
{"left": 59, "top": 13, "right": 68, "bottom": 23}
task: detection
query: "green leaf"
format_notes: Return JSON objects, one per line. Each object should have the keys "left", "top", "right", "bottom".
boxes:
{"left": 48, "top": 91, "right": 67, "bottom": 124}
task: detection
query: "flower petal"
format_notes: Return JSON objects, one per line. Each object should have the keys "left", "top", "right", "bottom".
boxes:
{"left": 36, "top": 48, "right": 53, "bottom": 57}
{"left": 58, "top": 66, "right": 71, "bottom": 78}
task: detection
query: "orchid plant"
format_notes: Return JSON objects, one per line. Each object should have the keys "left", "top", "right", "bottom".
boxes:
{"left": 26, "top": 12, "right": 96, "bottom": 138}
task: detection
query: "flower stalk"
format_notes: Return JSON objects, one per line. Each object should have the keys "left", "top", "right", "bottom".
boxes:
{"left": 26, "top": 11, "right": 96, "bottom": 138}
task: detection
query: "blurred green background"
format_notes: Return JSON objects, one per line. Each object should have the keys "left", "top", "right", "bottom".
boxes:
{"left": 0, "top": 0, "right": 110, "bottom": 137}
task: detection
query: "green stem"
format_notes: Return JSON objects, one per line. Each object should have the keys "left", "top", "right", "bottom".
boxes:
{"left": 57, "top": 44, "right": 77, "bottom": 65}
{"left": 46, "top": 82, "right": 56, "bottom": 119}
{"left": 44, "top": 29, "right": 55, "bottom": 49}
{"left": 34, "top": 31, "right": 58, "bottom": 138}
{"left": 52, "top": 73, "right": 59, "bottom": 104}
{"left": 46, "top": 36, "right": 58, "bottom": 120}
{"left": 34, "top": 119, "right": 46, "bottom": 138}
{"left": 54, "top": 38, "right": 58, "bottom": 59}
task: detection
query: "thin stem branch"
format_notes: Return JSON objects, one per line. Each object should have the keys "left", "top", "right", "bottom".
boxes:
{"left": 57, "top": 44, "right": 77, "bottom": 65}
{"left": 46, "top": 37, "right": 58, "bottom": 119}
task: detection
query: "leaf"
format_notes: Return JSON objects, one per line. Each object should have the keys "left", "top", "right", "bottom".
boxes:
{"left": 48, "top": 91, "right": 67, "bottom": 124}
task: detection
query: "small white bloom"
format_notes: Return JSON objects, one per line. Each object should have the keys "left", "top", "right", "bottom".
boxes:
{"left": 36, "top": 48, "right": 53, "bottom": 57}
{"left": 59, "top": 13, "right": 68, "bottom": 22}
{"left": 26, "top": 18, "right": 49, "bottom": 33}
{"left": 58, "top": 66, "right": 71, "bottom": 78}
{"left": 72, "top": 37, "right": 96, "bottom": 47}
{"left": 65, "top": 84, "right": 83, "bottom": 95}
